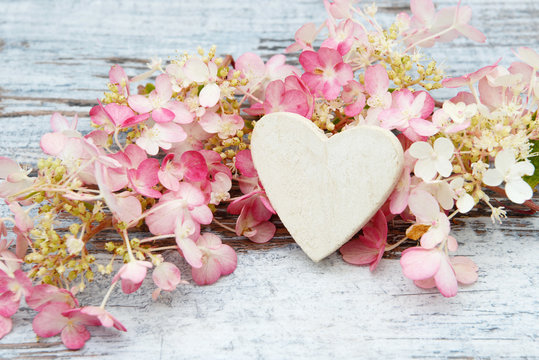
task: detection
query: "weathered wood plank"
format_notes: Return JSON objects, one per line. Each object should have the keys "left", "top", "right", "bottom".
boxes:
{"left": 0, "top": 0, "right": 538, "bottom": 359}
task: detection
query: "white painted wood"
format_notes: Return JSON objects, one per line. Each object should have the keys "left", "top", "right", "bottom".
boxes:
{"left": 251, "top": 112, "right": 403, "bottom": 262}
{"left": 0, "top": 0, "right": 538, "bottom": 358}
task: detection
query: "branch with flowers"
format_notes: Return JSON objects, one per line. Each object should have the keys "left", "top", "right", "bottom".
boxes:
{"left": 0, "top": 0, "right": 538, "bottom": 350}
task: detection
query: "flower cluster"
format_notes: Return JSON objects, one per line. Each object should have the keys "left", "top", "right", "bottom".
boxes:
{"left": 0, "top": 0, "right": 537, "bottom": 349}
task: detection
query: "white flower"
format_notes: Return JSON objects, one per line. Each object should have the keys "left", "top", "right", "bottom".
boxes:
{"left": 482, "top": 150, "right": 534, "bottom": 204}
{"left": 409, "top": 137, "right": 455, "bottom": 181}
{"left": 450, "top": 177, "right": 475, "bottom": 213}
{"left": 66, "top": 235, "right": 84, "bottom": 255}
{"left": 442, "top": 101, "right": 477, "bottom": 124}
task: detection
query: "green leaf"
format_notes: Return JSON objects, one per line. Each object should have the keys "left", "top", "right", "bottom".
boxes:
{"left": 524, "top": 139, "right": 539, "bottom": 190}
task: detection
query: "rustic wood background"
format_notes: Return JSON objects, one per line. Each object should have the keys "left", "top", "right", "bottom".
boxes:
{"left": 1, "top": 0, "right": 538, "bottom": 359}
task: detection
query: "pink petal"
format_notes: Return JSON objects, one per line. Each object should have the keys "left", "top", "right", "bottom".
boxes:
{"left": 400, "top": 247, "right": 442, "bottom": 280}
{"left": 212, "top": 244, "right": 237, "bottom": 275}
{"left": 434, "top": 255, "right": 458, "bottom": 297}
{"left": 152, "top": 107, "right": 176, "bottom": 123}
{"left": 181, "top": 151, "right": 209, "bottom": 182}
{"left": 340, "top": 237, "right": 379, "bottom": 265}
{"left": 0, "top": 293, "right": 19, "bottom": 317}
{"left": 410, "top": 0, "right": 435, "bottom": 25}
{"left": 50, "top": 112, "right": 70, "bottom": 132}
{"left": 456, "top": 23, "right": 486, "bottom": 43}
{"left": 451, "top": 256, "right": 478, "bottom": 284}
{"left": 409, "top": 118, "right": 439, "bottom": 136}
{"left": 365, "top": 64, "right": 389, "bottom": 96}
{"left": 248, "top": 221, "right": 276, "bottom": 243}
{"left": 155, "top": 122, "right": 187, "bottom": 143}
{"left": 299, "top": 50, "right": 321, "bottom": 72}
{"left": 61, "top": 323, "right": 91, "bottom": 350}
{"left": 128, "top": 95, "right": 153, "bottom": 114}
{"left": 152, "top": 262, "right": 182, "bottom": 291}
{"left": 0, "top": 316, "right": 12, "bottom": 339}
{"left": 0, "top": 157, "right": 21, "bottom": 179}
{"left": 235, "top": 150, "right": 258, "bottom": 177}
{"left": 408, "top": 190, "right": 439, "bottom": 222}
{"left": 190, "top": 205, "right": 213, "bottom": 225}
{"left": 32, "top": 303, "right": 71, "bottom": 338}
{"left": 166, "top": 101, "right": 194, "bottom": 124}
{"left": 191, "top": 257, "right": 221, "bottom": 285}
{"left": 105, "top": 103, "right": 135, "bottom": 127}
{"left": 155, "top": 74, "right": 173, "bottom": 103}
{"left": 40, "top": 132, "right": 67, "bottom": 156}
{"left": 26, "top": 284, "right": 78, "bottom": 311}
{"left": 177, "top": 236, "right": 203, "bottom": 268}
{"left": 177, "top": 182, "right": 205, "bottom": 206}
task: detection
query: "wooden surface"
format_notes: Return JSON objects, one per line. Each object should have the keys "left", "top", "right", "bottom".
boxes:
{"left": 1, "top": 0, "right": 538, "bottom": 359}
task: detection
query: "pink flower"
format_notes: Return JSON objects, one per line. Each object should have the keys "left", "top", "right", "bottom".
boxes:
{"left": 210, "top": 172, "right": 232, "bottom": 205}
{"left": 191, "top": 233, "right": 237, "bottom": 285}
{"left": 127, "top": 158, "right": 162, "bottom": 198}
{"left": 0, "top": 239, "right": 21, "bottom": 276}
{"left": 152, "top": 262, "right": 183, "bottom": 296}
{"left": 128, "top": 74, "right": 177, "bottom": 123}
{"left": 157, "top": 151, "right": 208, "bottom": 191}
{"left": 136, "top": 122, "right": 187, "bottom": 156}
{"left": 365, "top": 64, "right": 392, "bottom": 109}
{"left": 324, "top": 0, "right": 357, "bottom": 20}
{"left": 286, "top": 23, "right": 318, "bottom": 52}
{"left": 109, "top": 64, "right": 130, "bottom": 97}
{"left": 442, "top": 60, "right": 500, "bottom": 88}
{"left": 26, "top": 284, "right": 78, "bottom": 311}
{"left": 254, "top": 77, "right": 313, "bottom": 118}
{"left": 89, "top": 102, "right": 136, "bottom": 134}
{"left": 235, "top": 53, "right": 298, "bottom": 96}
{"left": 322, "top": 19, "right": 365, "bottom": 55}
{"left": 0, "top": 157, "right": 34, "bottom": 199}
{"left": 340, "top": 210, "right": 388, "bottom": 271}
{"left": 94, "top": 164, "right": 142, "bottom": 226}
{"left": 199, "top": 112, "right": 244, "bottom": 139}
{"left": 389, "top": 144, "right": 416, "bottom": 215}
{"left": 341, "top": 80, "right": 366, "bottom": 117}
{"left": 229, "top": 192, "right": 276, "bottom": 243}
{"left": 405, "top": 0, "right": 485, "bottom": 48}
{"left": 32, "top": 302, "right": 100, "bottom": 350}
{"left": 78, "top": 306, "right": 126, "bottom": 331}
{"left": 146, "top": 183, "right": 213, "bottom": 237}
{"left": 300, "top": 47, "right": 353, "bottom": 100}
{"left": 400, "top": 248, "right": 478, "bottom": 297}
{"left": 0, "top": 269, "right": 32, "bottom": 318}
{"left": 200, "top": 150, "right": 232, "bottom": 179}
{"left": 400, "top": 247, "right": 457, "bottom": 297}
{"left": 113, "top": 260, "right": 153, "bottom": 294}
{"left": 380, "top": 89, "right": 437, "bottom": 141}
{"left": 408, "top": 190, "right": 450, "bottom": 249}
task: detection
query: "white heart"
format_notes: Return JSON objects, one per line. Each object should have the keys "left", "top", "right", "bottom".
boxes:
{"left": 251, "top": 112, "right": 404, "bottom": 262}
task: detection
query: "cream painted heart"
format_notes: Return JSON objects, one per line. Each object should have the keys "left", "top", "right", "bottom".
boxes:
{"left": 250, "top": 112, "right": 404, "bottom": 262}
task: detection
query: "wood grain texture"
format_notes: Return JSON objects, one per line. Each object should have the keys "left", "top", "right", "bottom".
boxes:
{"left": 0, "top": 0, "right": 538, "bottom": 359}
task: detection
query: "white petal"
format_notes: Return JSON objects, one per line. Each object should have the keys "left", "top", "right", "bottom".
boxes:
{"left": 435, "top": 158, "right": 453, "bottom": 178}
{"left": 482, "top": 169, "right": 503, "bottom": 186}
{"left": 199, "top": 83, "right": 221, "bottom": 108}
{"left": 494, "top": 150, "right": 515, "bottom": 174}
{"left": 456, "top": 194, "right": 475, "bottom": 213}
{"left": 409, "top": 141, "right": 433, "bottom": 160}
{"left": 414, "top": 159, "right": 437, "bottom": 181}
{"left": 512, "top": 161, "right": 534, "bottom": 177}
{"left": 433, "top": 137, "right": 454, "bottom": 159}
{"left": 184, "top": 58, "right": 209, "bottom": 83}
{"left": 505, "top": 179, "right": 533, "bottom": 204}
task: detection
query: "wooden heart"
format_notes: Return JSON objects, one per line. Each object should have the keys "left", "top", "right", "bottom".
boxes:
{"left": 250, "top": 112, "right": 404, "bottom": 262}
